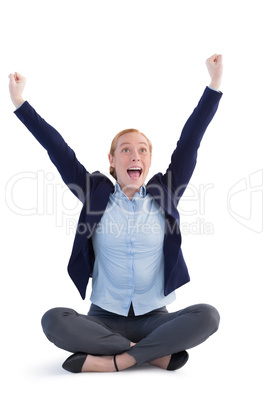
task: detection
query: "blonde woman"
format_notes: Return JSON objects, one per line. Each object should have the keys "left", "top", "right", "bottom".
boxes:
{"left": 8, "top": 54, "right": 223, "bottom": 373}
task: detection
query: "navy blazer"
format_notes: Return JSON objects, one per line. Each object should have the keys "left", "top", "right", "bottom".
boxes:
{"left": 15, "top": 87, "right": 222, "bottom": 299}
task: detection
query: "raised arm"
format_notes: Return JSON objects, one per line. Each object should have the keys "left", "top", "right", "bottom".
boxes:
{"left": 162, "top": 54, "right": 223, "bottom": 201}
{"left": 8, "top": 73, "right": 90, "bottom": 202}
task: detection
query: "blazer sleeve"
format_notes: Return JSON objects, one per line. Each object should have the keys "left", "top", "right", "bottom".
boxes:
{"left": 162, "top": 86, "right": 223, "bottom": 202}
{"left": 14, "top": 101, "right": 90, "bottom": 202}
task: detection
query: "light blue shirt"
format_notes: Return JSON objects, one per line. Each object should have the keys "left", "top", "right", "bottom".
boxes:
{"left": 90, "top": 183, "right": 176, "bottom": 316}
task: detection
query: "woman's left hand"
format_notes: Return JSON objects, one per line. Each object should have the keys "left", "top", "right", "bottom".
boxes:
{"left": 206, "top": 54, "right": 223, "bottom": 91}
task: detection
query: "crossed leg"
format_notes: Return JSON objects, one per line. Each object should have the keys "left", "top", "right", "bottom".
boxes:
{"left": 41, "top": 303, "right": 220, "bottom": 372}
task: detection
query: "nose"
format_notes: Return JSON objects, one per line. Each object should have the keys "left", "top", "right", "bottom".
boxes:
{"left": 131, "top": 150, "right": 140, "bottom": 161}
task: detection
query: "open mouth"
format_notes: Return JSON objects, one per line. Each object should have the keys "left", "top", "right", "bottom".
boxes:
{"left": 127, "top": 167, "right": 142, "bottom": 179}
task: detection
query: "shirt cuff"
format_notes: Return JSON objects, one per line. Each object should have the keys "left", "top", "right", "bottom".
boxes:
{"left": 208, "top": 86, "right": 221, "bottom": 93}
{"left": 15, "top": 101, "right": 26, "bottom": 111}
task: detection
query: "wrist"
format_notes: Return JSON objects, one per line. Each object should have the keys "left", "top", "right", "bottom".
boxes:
{"left": 12, "top": 97, "right": 25, "bottom": 109}
{"left": 209, "top": 79, "right": 222, "bottom": 91}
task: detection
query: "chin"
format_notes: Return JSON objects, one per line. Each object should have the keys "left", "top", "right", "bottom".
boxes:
{"left": 129, "top": 176, "right": 144, "bottom": 186}
{"left": 127, "top": 181, "right": 143, "bottom": 189}
{"left": 120, "top": 178, "right": 142, "bottom": 191}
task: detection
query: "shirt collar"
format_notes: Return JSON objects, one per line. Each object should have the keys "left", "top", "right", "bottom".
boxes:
{"left": 114, "top": 182, "right": 146, "bottom": 198}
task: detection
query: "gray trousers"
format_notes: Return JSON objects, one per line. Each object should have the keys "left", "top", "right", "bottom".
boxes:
{"left": 41, "top": 303, "right": 220, "bottom": 366}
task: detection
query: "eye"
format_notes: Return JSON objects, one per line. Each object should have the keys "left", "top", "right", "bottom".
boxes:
{"left": 122, "top": 148, "right": 130, "bottom": 153}
{"left": 140, "top": 148, "right": 147, "bottom": 153}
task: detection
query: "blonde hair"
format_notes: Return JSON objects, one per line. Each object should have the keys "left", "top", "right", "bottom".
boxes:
{"left": 109, "top": 128, "right": 152, "bottom": 179}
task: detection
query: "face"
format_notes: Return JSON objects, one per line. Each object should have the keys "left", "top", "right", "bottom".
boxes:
{"left": 108, "top": 132, "right": 152, "bottom": 199}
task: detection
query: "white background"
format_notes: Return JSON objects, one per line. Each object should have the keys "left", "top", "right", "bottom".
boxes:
{"left": 1, "top": 0, "right": 267, "bottom": 401}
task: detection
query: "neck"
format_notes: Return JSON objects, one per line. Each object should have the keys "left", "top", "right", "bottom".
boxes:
{"left": 117, "top": 182, "right": 142, "bottom": 201}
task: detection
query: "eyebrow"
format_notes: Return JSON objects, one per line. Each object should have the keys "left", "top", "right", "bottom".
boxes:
{"left": 119, "top": 142, "right": 148, "bottom": 147}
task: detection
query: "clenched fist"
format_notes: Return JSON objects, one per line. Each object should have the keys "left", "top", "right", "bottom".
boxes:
{"left": 206, "top": 54, "right": 223, "bottom": 91}
{"left": 8, "top": 72, "right": 26, "bottom": 108}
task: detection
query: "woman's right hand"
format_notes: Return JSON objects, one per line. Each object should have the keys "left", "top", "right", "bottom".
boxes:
{"left": 8, "top": 72, "right": 26, "bottom": 108}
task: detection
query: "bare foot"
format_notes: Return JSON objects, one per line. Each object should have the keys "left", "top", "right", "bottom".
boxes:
{"left": 81, "top": 355, "right": 115, "bottom": 372}
{"left": 149, "top": 354, "right": 172, "bottom": 370}
{"left": 81, "top": 351, "right": 137, "bottom": 372}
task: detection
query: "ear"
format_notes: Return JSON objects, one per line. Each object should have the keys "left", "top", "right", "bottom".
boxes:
{"left": 108, "top": 153, "right": 115, "bottom": 168}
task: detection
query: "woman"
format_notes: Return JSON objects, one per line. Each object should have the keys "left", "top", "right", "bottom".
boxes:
{"left": 8, "top": 54, "right": 223, "bottom": 373}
